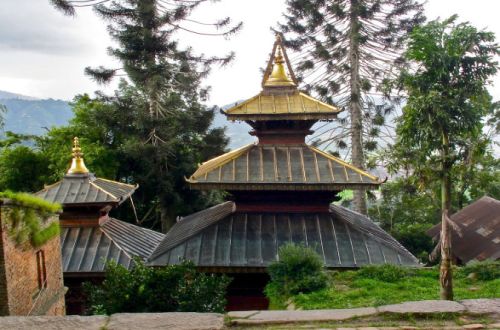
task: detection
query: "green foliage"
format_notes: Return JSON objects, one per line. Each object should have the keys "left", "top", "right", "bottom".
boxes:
{"left": 288, "top": 263, "right": 499, "bottom": 310}
{"left": 84, "top": 259, "right": 231, "bottom": 315}
{"left": 265, "top": 243, "right": 328, "bottom": 304}
{"left": 356, "top": 264, "right": 412, "bottom": 283}
{"left": 458, "top": 261, "right": 500, "bottom": 281}
{"left": 0, "top": 144, "right": 52, "bottom": 193}
{"left": 394, "top": 16, "right": 499, "bottom": 183}
{"left": 0, "top": 191, "right": 61, "bottom": 248}
{"left": 368, "top": 179, "right": 438, "bottom": 261}
{"left": 0, "top": 191, "right": 61, "bottom": 213}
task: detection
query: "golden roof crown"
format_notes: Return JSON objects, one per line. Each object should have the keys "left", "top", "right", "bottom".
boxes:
{"left": 262, "top": 34, "right": 298, "bottom": 88}
{"left": 67, "top": 137, "right": 89, "bottom": 175}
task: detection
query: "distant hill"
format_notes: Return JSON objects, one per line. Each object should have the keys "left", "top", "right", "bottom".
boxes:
{"left": 213, "top": 105, "right": 256, "bottom": 148}
{"left": 0, "top": 96, "right": 73, "bottom": 136}
{"left": 0, "top": 90, "right": 40, "bottom": 101}
{"left": 0, "top": 90, "right": 252, "bottom": 148}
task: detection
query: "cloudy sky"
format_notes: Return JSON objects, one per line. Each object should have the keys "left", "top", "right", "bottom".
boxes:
{"left": 0, "top": 0, "right": 499, "bottom": 106}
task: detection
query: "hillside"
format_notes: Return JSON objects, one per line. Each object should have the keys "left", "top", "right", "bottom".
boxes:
{"left": 0, "top": 90, "right": 253, "bottom": 148}
{"left": 0, "top": 97, "right": 73, "bottom": 136}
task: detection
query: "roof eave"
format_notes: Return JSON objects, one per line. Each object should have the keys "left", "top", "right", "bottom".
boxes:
{"left": 187, "top": 182, "right": 380, "bottom": 191}
{"left": 225, "top": 113, "right": 338, "bottom": 121}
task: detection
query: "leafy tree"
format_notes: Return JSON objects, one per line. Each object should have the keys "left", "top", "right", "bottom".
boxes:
{"left": 34, "top": 93, "right": 226, "bottom": 230}
{"left": 46, "top": 0, "right": 241, "bottom": 232}
{"left": 279, "top": 0, "right": 424, "bottom": 214}
{"left": 84, "top": 259, "right": 231, "bottom": 314}
{"left": 394, "top": 16, "right": 499, "bottom": 300}
{"left": 368, "top": 179, "right": 438, "bottom": 261}
{"left": 0, "top": 146, "right": 51, "bottom": 193}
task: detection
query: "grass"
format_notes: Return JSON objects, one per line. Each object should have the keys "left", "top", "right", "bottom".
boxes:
{"left": 283, "top": 266, "right": 500, "bottom": 310}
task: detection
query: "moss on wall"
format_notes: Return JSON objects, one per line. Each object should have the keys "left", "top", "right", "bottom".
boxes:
{"left": 0, "top": 191, "right": 61, "bottom": 248}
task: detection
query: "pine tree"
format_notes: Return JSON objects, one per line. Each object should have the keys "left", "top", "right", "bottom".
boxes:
{"left": 48, "top": 0, "right": 241, "bottom": 232}
{"left": 279, "top": 0, "right": 424, "bottom": 214}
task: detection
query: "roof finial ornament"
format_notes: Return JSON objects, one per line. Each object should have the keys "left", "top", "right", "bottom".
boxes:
{"left": 67, "top": 137, "right": 89, "bottom": 175}
{"left": 263, "top": 33, "right": 297, "bottom": 88}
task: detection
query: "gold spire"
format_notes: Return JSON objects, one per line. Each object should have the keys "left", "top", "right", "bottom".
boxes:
{"left": 67, "top": 137, "right": 89, "bottom": 175}
{"left": 264, "top": 45, "right": 296, "bottom": 87}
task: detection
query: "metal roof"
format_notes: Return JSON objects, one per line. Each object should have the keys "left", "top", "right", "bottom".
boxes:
{"left": 187, "top": 144, "right": 380, "bottom": 190}
{"left": 35, "top": 174, "right": 137, "bottom": 206}
{"left": 427, "top": 196, "right": 500, "bottom": 263}
{"left": 223, "top": 91, "right": 340, "bottom": 121}
{"left": 61, "top": 218, "right": 164, "bottom": 272}
{"left": 148, "top": 202, "right": 418, "bottom": 268}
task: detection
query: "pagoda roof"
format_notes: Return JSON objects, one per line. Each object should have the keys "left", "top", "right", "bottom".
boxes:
{"left": 148, "top": 202, "right": 419, "bottom": 268}
{"left": 186, "top": 143, "right": 380, "bottom": 190}
{"left": 61, "top": 217, "right": 165, "bottom": 272}
{"left": 35, "top": 174, "right": 137, "bottom": 206}
{"left": 223, "top": 91, "right": 340, "bottom": 121}
{"left": 222, "top": 34, "right": 340, "bottom": 121}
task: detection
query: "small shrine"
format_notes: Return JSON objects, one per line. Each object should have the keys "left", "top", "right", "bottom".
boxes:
{"left": 35, "top": 137, "right": 164, "bottom": 314}
{"left": 148, "top": 36, "right": 418, "bottom": 310}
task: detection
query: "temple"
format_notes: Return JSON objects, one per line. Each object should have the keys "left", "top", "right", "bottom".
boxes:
{"left": 148, "top": 36, "right": 419, "bottom": 309}
{"left": 35, "top": 137, "right": 165, "bottom": 314}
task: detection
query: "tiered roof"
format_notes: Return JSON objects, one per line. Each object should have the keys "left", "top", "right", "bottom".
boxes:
{"left": 148, "top": 202, "right": 418, "bottom": 268}
{"left": 223, "top": 35, "right": 340, "bottom": 121}
{"left": 35, "top": 138, "right": 137, "bottom": 206}
{"left": 35, "top": 137, "right": 164, "bottom": 272}
{"left": 150, "top": 35, "right": 419, "bottom": 269}
{"left": 62, "top": 218, "right": 164, "bottom": 272}
{"left": 187, "top": 144, "right": 380, "bottom": 190}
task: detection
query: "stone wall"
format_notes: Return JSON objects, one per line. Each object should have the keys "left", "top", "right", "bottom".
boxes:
{"left": 0, "top": 202, "right": 65, "bottom": 316}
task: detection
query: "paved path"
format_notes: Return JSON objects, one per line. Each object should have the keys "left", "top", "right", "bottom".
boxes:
{"left": 0, "top": 312, "right": 224, "bottom": 330}
{"left": 228, "top": 299, "right": 500, "bottom": 327}
{"left": 0, "top": 299, "right": 497, "bottom": 329}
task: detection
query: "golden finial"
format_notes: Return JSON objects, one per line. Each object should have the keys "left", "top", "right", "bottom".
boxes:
{"left": 67, "top": 137, "right": 89, "bottom": 175}
{"left": 264, "top": 45, "right": 296, "bottom": 87}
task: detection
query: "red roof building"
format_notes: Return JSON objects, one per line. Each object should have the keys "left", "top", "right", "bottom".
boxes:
{"left": 427, "top": 196, "right": 500, "bottom": 264}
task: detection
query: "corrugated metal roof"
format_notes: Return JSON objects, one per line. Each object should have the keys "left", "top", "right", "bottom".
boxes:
{"left": 148, "top": 202, "right": 418, "bottom": 267}
{"left": 101, "top": 218, "right": 165, "bottom": 260}
{"left": 427, "top": 196, "right": 500, "bottom": 263}
{"left": 35, "top": 174, "right": 137, "bottom": 206}
{"left": 223, "top": 91, "right": 340, "bottom": 121}
{"left": 187, "top": 144, "right": 380, "bottom": 190}
{"left": 61, "top": 218, "right": 164, "bottom": 272}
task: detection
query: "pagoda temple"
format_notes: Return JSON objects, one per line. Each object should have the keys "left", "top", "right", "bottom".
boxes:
{"left": 148, "top": 36, "right": 418, "bottom": 309}
{"left": 35, "top": 137, "right": 164, "bottom": 314}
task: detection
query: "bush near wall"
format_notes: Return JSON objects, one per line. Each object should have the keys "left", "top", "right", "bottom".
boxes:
{"left": 84, "top": 259, "right": 231, "bottom": 314}
{"left": 265, "top": 243, "right": 328, "bottom": 308}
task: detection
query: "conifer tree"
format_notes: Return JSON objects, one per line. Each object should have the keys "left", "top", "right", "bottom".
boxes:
{"left": 279, "top": 0, "right": 424, "bottom": 214}
{"left": 48, "top": 0, "right": 241, "bottom": 232}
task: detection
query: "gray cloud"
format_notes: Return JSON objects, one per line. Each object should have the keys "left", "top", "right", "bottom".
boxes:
{"left": 0, "top": 0, "right": 94, "bottom": 55}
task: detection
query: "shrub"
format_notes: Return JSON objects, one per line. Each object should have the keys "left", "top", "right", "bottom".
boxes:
{"left": 459, "top": 260, "right": 500, "bottom": 281}
{"left": 84, "top": 259, "right": 231, "bottom": 315}
{"left": 265, "top": 243, "right": 328, "bottom": 301}
{"left": 356, "top": 264, "right": 413, "bottom": 282}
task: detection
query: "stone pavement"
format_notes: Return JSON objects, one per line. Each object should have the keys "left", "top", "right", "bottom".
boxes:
{"left": 0, "top": 299, "right": 497, "bottom": 329}
{"left": 0, "top": 312, "right": 224, "bottom": 330}
{"left": 228, "top": 299, "right": 500, "bottom": 327}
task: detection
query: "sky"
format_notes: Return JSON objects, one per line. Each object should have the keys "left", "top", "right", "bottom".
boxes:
{"left": 0, "top": 0, "right": 499, "bottom": 106}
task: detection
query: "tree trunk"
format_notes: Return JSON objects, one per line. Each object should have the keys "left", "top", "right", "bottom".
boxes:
{"left": 160, "top": 205, "right": 175, "bottom": 234}
{"left": 349, "top": 0, "right": 366, "bottom": 214}
{"left": 440, "top": 131, "right": 453, "bottom": 300}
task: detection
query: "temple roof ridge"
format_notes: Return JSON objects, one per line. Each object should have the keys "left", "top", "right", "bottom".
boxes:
{"left": 223, "top": 35, "right": 340, "bottom": 121}
{"left": 34, "top": 137, "right": 138, "bottom": 206}
{"left": 186, "top": 144, "right": 381, "bottom": 190}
